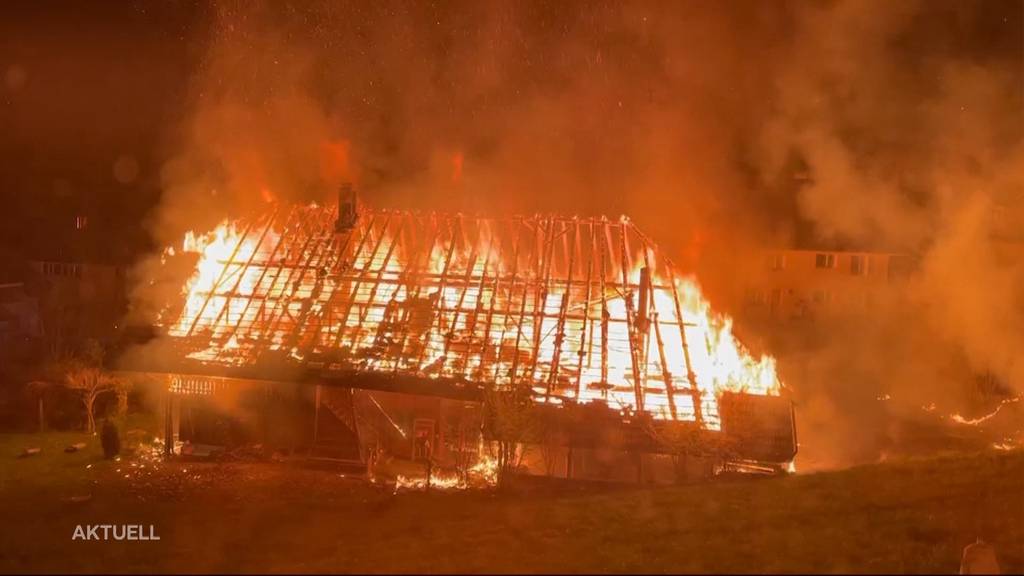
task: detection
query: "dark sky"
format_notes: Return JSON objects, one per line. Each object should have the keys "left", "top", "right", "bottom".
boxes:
{"left": 0, "top": 0, "right": 1020, "bottom": 271}
{"left": 0, "top": 1, "right": 208, "bottom": 266}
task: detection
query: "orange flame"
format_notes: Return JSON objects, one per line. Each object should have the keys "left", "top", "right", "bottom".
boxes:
{"left": 161, "top": 204, "right": 781, "bottom": 430}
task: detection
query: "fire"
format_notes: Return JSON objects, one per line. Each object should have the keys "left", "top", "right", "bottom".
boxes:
{"left": 949, "top": 395, "right": 1021, "bottom": 426}
{"left": 159, "top": 202, "right": 782, "bottom": 430}
{"left": 169, "top": 219, "right": 273, "bottom": 334}
{"left": 394, "top": 454, "right": 500, "bottom": 492}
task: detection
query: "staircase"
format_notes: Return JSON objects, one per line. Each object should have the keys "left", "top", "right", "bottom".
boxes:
{"left": 309, "top": 386, "right": 366, "bottom": 472}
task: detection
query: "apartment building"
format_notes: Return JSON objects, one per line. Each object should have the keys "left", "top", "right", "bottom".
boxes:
{"left": 740, "top": 248, "right": 915, "bottom": 322}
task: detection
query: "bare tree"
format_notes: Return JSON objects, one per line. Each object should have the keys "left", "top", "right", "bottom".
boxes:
{"left": 63, "top": 363, "right": 118, "bottom": 433}
{"left": 59, "top": 339, "right": 118, "bottom": 433}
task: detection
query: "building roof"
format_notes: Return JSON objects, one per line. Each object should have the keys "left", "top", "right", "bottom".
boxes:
{"left": 141, "top": 202, "right": 780, "bottom": 429}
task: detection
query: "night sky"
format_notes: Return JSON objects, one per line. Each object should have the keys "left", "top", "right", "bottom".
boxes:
{"left": 0, "top": 1, "right": 207, "bottom": 269}
{"left": 1, "top": 1, "right": 1021, "bottom": 275}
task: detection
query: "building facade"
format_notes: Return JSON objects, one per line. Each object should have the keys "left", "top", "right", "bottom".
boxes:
{"left": 740, "top": 248, "right": 915, "bottom": 323}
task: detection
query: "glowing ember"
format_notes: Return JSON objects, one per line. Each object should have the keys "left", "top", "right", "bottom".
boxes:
{"left": 394, "top": 453, "right": 500, "bottom": 491}
{"left": 159, "top": 203, "right": 782, "bottom": 430}
{"left": 949, "top": 396, "right": 1021, "bottom": 426}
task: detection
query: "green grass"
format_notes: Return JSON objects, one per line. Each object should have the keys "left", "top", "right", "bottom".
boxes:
{"left": 0, "top": 429, "right": 1021, "bottom": 574}
{"left": 1, "top": 430, "right": 107, "bottom": 493}
{"left": 0, "top": 414, "right": 159, "bottom": 493}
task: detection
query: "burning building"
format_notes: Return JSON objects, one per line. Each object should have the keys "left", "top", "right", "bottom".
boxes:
{"left": 128, "top": 189, "right": 796, "bottom": 482}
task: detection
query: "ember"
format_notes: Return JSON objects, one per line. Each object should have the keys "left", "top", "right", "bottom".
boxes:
{"left": 394, "top": 452, "right": 500, "bottom": 492}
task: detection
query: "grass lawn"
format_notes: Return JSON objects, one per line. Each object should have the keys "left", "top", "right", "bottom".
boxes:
{"left": 0, "top": 428, "right": 1021, "bottom": 574}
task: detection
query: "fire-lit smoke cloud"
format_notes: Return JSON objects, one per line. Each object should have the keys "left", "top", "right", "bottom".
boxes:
{"left": 132, "top": 0, "right": 1022, "bottom": 468}
{"left": 132, "top": 0, "right": 789, "bottom": 327}
{"left": 756, "top": 1, "right": 1023, "bottom": 386}
{"left": 748, "top": 0, "right": 1023, "bottom": 467}
{"left": 145, "top": 1, "right": 794, "bottom": 262}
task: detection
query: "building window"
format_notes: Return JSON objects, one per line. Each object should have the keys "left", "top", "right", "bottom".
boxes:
{"left": 812, "top": 289, "right": 831, "bottom": 304}
{"left": 75, "top": 215, "right": 88, "bottom": 230}
{"left": 815, "top": 253, "right": 836, "bottom": 269}
{"left": 39, "top": 261, "right": 82, "bottom": 279}
{"left": 850, "top": 255, "right": 867, "bottom": 276}
{"left": 766, "top": 253, "right": 785, "bottom": 271}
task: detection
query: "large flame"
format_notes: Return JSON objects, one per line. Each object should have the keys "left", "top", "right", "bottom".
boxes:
{"left": 167, "top": 220, "right": 267, "bottom": 338}
{"left": 161, "top": 203, "right": 781, "bottom": 430}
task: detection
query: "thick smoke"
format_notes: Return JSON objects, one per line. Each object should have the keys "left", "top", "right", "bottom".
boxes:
{"left": 142, "top": 1, "right": 792, "bottom": 256}
{"left": 132, "top": 0, "right": 1023, "bottom": 468}
{"left": 130, "top": 0, "right": 785, "bottom": 331}
{"left": 752, "top": 0, "right": 1023, "bottom": 467}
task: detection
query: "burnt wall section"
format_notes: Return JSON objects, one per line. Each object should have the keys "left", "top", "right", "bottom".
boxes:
{"left": 153, "top": 373, "right": 796, "bottom": 476}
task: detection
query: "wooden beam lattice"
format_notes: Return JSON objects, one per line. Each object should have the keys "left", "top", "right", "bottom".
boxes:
{"left": 161, "top": 204, "right": 746, "bottom": 427}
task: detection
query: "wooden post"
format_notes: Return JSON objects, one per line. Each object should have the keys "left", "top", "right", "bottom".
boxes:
{"left": 163, "top": 387, "right": 173, "bottom": 456}
{"left": 546, "top": 221, "right": 578, "bottom": 399}
{"left": 619, "top": 225, "right": 645, "bottom": 414}
{"left": 667, "top": 264, "right": 704, "bottom": 427}
{"left": 574, "top": 220, "right": 596, "bottom": 402}
{"left": 491, "top": 217, "right": 525, "bottom": 384}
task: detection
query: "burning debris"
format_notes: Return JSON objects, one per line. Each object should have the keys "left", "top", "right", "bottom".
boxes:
{"left": 949, "top": 395, "right": 1021, "bottom": 427}
{"left": 125, "top": 194, "right": 797, "bottom": 481}
{"left": 156, "top": 198, "right": 780, "bottom": 428}
{"left": 393, "top": 453, "right": 500, "bottom": 492}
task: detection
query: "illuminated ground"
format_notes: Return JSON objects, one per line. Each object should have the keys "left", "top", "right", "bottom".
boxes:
{"left": 0, "top": 431, "right": 1021, "bottom": 574}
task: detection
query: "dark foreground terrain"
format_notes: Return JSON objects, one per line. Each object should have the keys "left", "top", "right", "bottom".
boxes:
{"left": 1, "top": 431, "right": 1021, "bottom": 574}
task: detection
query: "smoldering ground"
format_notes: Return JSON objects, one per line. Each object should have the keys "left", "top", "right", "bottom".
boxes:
{"left": 128, "top": 0, "right": 1023, "bottom": 469}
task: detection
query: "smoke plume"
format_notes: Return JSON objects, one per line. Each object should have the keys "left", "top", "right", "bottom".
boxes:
{"left": 132, "top": 0, "right": 1023, "bottom": 468}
